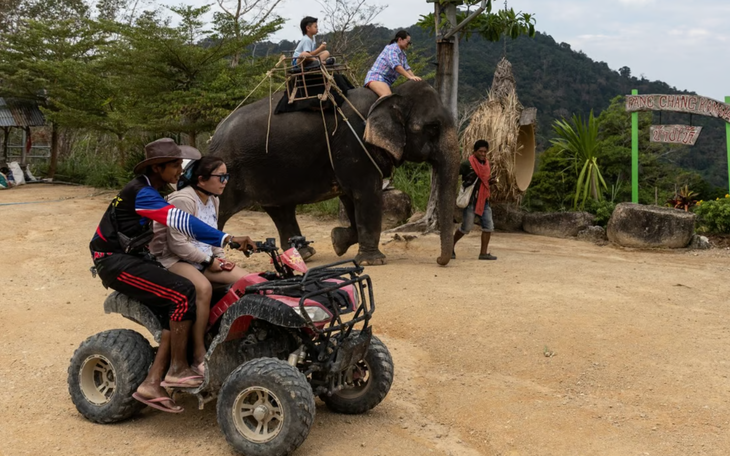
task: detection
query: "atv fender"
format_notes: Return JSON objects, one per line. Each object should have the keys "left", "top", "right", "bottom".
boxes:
{"left": 198, "top": 294, "right": 307, "bottom": 392}
{"left": 103, "top": 292, "right": 163, "bottom": 343}
{"left": 208, "top": 294, "right": 306, "bottom": 352}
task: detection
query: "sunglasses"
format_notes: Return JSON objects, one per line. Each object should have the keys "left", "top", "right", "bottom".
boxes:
{"left": 210, "top": 173, "right": 230, "bottom": 183}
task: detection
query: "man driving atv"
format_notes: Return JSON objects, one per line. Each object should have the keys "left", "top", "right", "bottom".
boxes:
{"left": 89, "top": 138, "right": 255, "bottom": 413}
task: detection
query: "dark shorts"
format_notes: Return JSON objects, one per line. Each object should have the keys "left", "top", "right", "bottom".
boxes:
{"left": 94, "top": 253, "right": 197, "bottom": 329}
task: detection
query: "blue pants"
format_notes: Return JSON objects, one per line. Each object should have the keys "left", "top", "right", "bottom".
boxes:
{"left": 459, "top": 199, "right": 494, "bottom": 234}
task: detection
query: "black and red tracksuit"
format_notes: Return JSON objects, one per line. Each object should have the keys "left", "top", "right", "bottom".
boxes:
{"left": 90, "top": 175, "right": 229, "bottom": 328}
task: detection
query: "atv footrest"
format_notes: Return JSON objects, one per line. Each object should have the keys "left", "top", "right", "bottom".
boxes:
{"left": 330, "top": 327, "right": 372, "bottom": 372}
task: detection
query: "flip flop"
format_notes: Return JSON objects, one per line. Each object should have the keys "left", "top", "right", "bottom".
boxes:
{"left": 160, "top": 375, "right": 203, "bottom": 389}
{"left": 191, "top": 362, "right": 206, "bottom": 376}
{"left": 132, "top": 392, "right": 184, "bottom": 413}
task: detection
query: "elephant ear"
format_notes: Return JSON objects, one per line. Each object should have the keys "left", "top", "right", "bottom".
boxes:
{"left": 364, "top": 94, "right": 407, "bottom": 163}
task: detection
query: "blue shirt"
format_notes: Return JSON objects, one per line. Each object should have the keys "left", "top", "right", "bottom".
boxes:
{"left": 293, "top": 35, "right": 316, "bottom": 66}
{"left": 364, "top": 43, "right": 411, "bottom": 86}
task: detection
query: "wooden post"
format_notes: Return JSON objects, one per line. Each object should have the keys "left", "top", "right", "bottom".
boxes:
{"left": 21, "top": 127, "right": 28, "bottom": 165}
{"left": 49, "top": 122, "right": 59, "bottom": 179}
{"left": 631, "top": 89, "right": 639, "bottom": 203}
{"left": 726, "top": 96, "right": 730, "bottom": 194}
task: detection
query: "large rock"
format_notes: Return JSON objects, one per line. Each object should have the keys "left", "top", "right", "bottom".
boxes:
{"left": 606, "top": 203, "right": 696, "bottom": 249}
{"left": 523, "top": 212, "right": 595, "bottom": 238}
{"left": 491, "top": 202, "right": 525, "bottom": 232}
{"left": 339, "top": 189, "right": 413, "bottom": 231}
{"left": 577, "top": 226, "right": 608, "bottom": 244}
{"left": 689, "top": 234, "right": 711, "bottom": 250}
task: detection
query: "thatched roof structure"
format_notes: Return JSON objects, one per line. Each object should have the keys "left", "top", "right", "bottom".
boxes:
{"left": 461, "top": 58, "right": 536, "bottom": 202}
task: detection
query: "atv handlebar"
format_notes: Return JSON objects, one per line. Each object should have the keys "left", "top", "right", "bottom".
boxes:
{"left": 229, "top": 236, "right": 313, "bottom": 257}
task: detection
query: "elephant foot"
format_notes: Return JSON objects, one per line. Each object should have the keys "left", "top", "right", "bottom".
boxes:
{"left": 355, "top": 250, "right": 387, "bottom": 266}
{"left": 298, "top": 245, "right": 317, "bottom": 262}
{"left": 331, "top": 227, "right": 358, "bottom": 257}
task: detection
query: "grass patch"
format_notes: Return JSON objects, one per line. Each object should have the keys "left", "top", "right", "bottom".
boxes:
{"left": 298, "top": 198, "right": 340, "bottom": 218}
{"left": 296, "top": 163, "right": 433, "bottom": 218}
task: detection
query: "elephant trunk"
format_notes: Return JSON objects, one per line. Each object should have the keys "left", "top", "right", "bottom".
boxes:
{"left": 436, "top": 132, "right": 460, "bottom": 266}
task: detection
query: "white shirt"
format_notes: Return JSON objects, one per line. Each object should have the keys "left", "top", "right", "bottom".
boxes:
{"left": 191, "top": 196, "right": 217, "bottom": 261}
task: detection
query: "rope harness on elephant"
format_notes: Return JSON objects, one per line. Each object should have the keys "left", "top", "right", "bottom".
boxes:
{"left": 212, "top": 55, "right": 383, "bottom": 180}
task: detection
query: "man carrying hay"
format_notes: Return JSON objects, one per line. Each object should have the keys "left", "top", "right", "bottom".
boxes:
{"left": 452, "top": 140, "right": 497, "bottom": 261}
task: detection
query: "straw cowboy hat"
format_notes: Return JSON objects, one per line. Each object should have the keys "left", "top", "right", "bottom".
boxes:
{"left": 133, "top": 138, "right": 202, "bottom": 174}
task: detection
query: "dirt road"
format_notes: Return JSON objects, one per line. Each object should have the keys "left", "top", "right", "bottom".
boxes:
{"left": 2, "top": 184, "right": 730, "bottom": 456}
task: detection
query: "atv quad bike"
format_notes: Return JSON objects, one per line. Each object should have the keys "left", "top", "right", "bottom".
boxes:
{"left": 68, "top": 237, "right": 394, "bottom": 456}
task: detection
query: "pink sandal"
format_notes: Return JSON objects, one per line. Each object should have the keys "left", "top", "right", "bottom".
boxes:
{"left": 132, "top": 393, "right": 184, "bottom": 413}
{"left": 160, "top": 375, "right": 203, "bottom": 389}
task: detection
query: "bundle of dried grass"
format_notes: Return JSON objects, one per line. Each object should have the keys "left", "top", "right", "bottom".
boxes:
{"left": 461, "top": 87, "right": 525, "bottom": 202}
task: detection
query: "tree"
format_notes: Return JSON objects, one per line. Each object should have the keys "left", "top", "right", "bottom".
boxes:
{"left": 0, "top": 10, "right": 119, "bottom": 176}
{"left": 106, "top": 4, "right": 282, "bottom": 146}
{"left": 551, "top": 111, "right": 607, "bottom": 209}
{"left": 418, "top": 0, "right": 535, "bottom": 119}
{"left": 402, "top": 0, "right": 535, "bottom": 233}
{"left": 213, "top": 0, "right": 284, "bottom": 67}
{"left": 314, "top": 0, "right": 387, "bottom": 83}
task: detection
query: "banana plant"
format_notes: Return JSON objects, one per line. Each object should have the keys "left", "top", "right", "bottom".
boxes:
{"left": 550, "top": 111, "right": 607, "bottom": 210}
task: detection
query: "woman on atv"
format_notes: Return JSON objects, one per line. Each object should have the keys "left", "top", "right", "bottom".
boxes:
{"left": 89, "top": 138, "right": 255, "bottom": 413}
{"left": 150, "top": 155, "right": 247, "bottom": 377}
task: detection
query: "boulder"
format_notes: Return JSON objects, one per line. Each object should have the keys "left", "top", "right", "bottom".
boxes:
{"left": 689, "top": 234, "right": 711, "bottom": 250}
{"left": 577, "top": 226, "right": 608, "bottom": 244}
{"left": 606, "top": 203, "right": 696, "bottom": 249}
{"left": 523, "top": 212, "right": 595, "bottom": 238}
{"left": 491, "top": 202, "right": 525, "bottom": 232}
{"left": 338, "top": 189, "right": 413, "bottom": 231}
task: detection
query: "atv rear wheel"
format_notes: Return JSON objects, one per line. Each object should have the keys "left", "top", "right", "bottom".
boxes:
{"left": 321, "top": 334, "right": 394, "bottom": 414}
{"left": 217, "top": 358, "right": 315, "bottom": 456}
{"left": 68, "top": 329, "right": 154, "bottom": 423}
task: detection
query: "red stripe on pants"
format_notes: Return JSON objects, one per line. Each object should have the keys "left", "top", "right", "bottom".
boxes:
{"left": 118, "top": 272, "right": 189, "bottom": 321}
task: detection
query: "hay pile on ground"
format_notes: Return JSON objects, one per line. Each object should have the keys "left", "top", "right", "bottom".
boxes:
{"left": 461, "top": 59, "right": 525, "bottom": 202}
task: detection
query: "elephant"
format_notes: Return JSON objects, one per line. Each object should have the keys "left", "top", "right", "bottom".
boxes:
{"left": 209, "top": 80, "right": 459, "bottom": 266}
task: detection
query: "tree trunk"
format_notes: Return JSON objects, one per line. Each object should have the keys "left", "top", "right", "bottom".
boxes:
{"left": 405, "top": 2, "right": 460, "bottom": 233}
{"left": 116, "top": 133, "right": 126, "bottom": 165}
{"left": 22, "top": 126, "right": 31, "bottom": 166}
{"left": 2, "top": 127, "right": 8, "bottom": 164}
{"left": 188, "top": 131, "right": 197, "bottom": 148}
{"left": 48, "top": 122, "right": 59, "bottom": 179}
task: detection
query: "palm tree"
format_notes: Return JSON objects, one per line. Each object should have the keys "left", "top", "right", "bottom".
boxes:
{"left": 551, "top": 111, "right": 607, "bottom": 210}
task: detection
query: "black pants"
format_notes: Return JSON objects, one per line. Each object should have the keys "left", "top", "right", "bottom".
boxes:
{"left": 95, "top": 253, "right": 196, "bottom": 330}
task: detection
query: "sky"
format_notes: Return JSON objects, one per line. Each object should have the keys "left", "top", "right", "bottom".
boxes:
{"left": 190, "top": 0, "right": 730, "bottom": 101}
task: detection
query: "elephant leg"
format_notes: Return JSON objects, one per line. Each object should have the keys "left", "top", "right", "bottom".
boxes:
{"left": 352, "top": 192, "right": 386, "bottom": 266}
{"left": 331, "top": 195, "right": 358, "bottom": 257}
{"left": 262, "top": 205, "right": 316, "bottom": 260}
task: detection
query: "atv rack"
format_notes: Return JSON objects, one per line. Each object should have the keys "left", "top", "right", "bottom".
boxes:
{"left": 244, "top": 259, "right": 375, "bottom": 336}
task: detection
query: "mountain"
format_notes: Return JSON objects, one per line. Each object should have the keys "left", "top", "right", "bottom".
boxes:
{"left": 254, "top": 26, "right": 728, "bottom": 187}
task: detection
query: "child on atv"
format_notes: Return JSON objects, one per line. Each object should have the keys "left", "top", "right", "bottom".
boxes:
{"left": 89, "top": 138, "right": 255, "bottom": 413}
{"left": 150, "top": 155, "right": 249, "bottom": 377}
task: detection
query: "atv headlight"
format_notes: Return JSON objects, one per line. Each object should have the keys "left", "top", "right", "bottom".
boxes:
{"left": 293, "top": 305, "right": 331, "bottom": 323}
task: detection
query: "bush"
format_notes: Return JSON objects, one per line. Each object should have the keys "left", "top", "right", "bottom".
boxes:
{"left": 694, "top": 196, "right": 730, "bottom": 233}
{"left": 392, "top": 162, "right": 431, "bottom": 212}
{"left": 584, "top": 199, "right": 616, "bottom": 227}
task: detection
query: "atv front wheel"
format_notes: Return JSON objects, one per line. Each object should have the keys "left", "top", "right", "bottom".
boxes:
{"left": 217, "top": 358, "right": 315, "bottom": 456}
{"left": 321, "top": 334, "right": 394, "bottom": 414}
{"left": 68, "top": 329, "right": 154, "bottom": 423}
